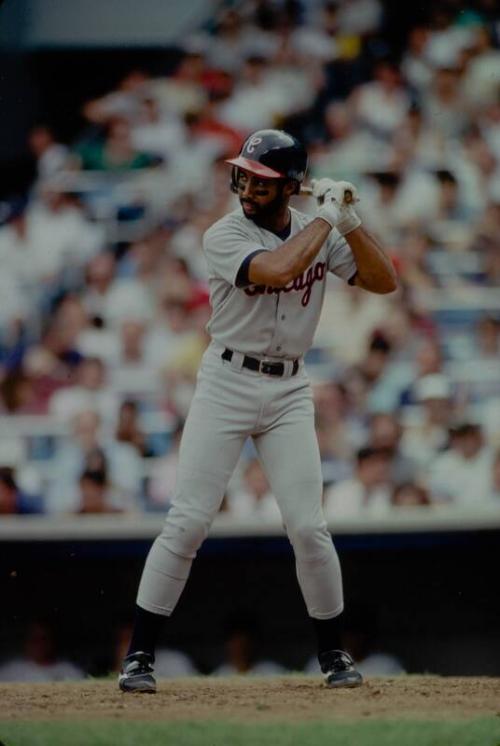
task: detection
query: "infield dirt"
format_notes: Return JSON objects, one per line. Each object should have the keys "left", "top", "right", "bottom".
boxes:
{"left": 0, "top": 676, "right": 499, "bottom": 723}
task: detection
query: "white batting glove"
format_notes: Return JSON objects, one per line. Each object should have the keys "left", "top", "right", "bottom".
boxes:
{"left": 312, "top": 178, "right": 361, "bottom": 236}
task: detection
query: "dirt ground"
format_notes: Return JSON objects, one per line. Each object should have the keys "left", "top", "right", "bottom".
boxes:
{"left": 0, "top": 676, "right": 499, "bottom": 723}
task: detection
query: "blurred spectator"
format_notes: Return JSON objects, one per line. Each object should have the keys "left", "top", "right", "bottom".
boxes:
{"left": 428, "top": 423, "right": 495, "bottom": 504}
{"left": 217, "top": 54, "right": 310, "bottom": 132}
{"left": 108, "top": 320, "right": 159, "bottom": 394}
{"left": 314, "top": 284, "right": 393, "bottom": 365}
{"left": 213, "top": 617, "right": 286, "bottom": 676}
{"left": 392, "top": 339, "right": 446, "bottom": 410}
{"left": 0, "top": 187, "right": 103, "bottom": 285}
{"left": 0, "top": 621, "right": 84, "bottom": 682}
{"left": 394, "top": 232, "right": 436, "bottom": 290}
{"left": 324, "top": 446, "right": 392, "bottom": 519}
{"left": 149, "top": 51, "right": 207, "bottom": 119}
{"left": 391, "top": 106, "right": 444, "bottom": 171}
{"left": 401, "top": 373, "right": 455, "bottom": 469}
{"left": 48, "top": 410, "right": 142, "bottom": 513}
{"left": 0, "top": 199, "right": 43, "bottom": 311}
{"left": 0, "top": 467, "right": 43, "bottom": 515}
{"left": 391, "top": 482, "right": 431, "bottom": 507}
{"left": 420, "top": 67, "right": 470, "bottom": 140}
{"left": 161, "top": 112, "right": 229, "bottom": 201}
{"left": 346, "top": 332, "right": 394, "bottom": 412}
{"left": 0, "top": 371, "right": 37, "bottom": 415}
{"left": 143, "top": 297, "right": 194, "bottom": 375}
{"left": 82, "top": 252, "right": 154, "bottom": 330}
{"left": 49, "top": 356, "right": 118, "bottom": 425}
{"left": 349, "top": 60, "right": 410, "bottom": 142}
{"left": 489, "top": 449, "right": 500, "bottom": 502}
{"left": 401, "top": 26, "right": 433, "bottom": 94}
{"left": 23, "top": 318, "right": 84, "bottom": 411}
{"left": 147, "top": 421, "right": 183, "bottom": 510}
{"left": 228, "top": 458, "right": 281, "bottom": 522}
{"left": 75, "top": 468, "right": 123, "bottom": 515}
{"left": 312, "top": 380, "right": 364, "bottom": 485}
{"left": 164, "top": 292, "right": 211, "bottom": 417}
{"left": 131, "top": 96, "right": 185, "bottom": 162}
{"left": 202, "top": 8, "right": 276, "bottom": 73}
{"left": 461, "top": 26, "right": 500, "bottom": 109}
{"left": 74, "top": 117, "right": 157, "bottom": 172}
{"left": 28, "top": 125, "right": 70, "bottom": 180}
{"left": 83, "top": 70, "right": 150, "bottom": 125}
{"left": 424, "top": 7, "right": 475, "bottom": 70}
{"left": 335, "top": 0, "right": 383, "bottom": 36}
{"left": 475, "top": 316, "right": 500, "bottom": 359}
{"left": 115, "top": 400, "right": 151, "bottom": 457}
{"left": 192, "top": 92, "right": 245, "bottom": 157}
{"left": 450, "top": 316, "right": 500, "bottom": 407}
{"left": 368, "top": 413, "right": 418, "bottom": 484}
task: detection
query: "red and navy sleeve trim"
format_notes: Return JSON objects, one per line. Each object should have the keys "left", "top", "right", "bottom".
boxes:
{"left": 235, "top": 249, "right": 267, "bottom": 288}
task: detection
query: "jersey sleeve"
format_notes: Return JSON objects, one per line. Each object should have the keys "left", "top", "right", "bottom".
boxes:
{"left": 326, "top": 230, "right": 357, "bottom": 282}
{"left": 203, "top": 219, "right": 267, "bottom": 288}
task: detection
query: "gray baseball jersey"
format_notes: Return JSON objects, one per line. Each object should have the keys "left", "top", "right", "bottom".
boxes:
{"left": 203, "top": 206, "right": 357, "bottom": 358}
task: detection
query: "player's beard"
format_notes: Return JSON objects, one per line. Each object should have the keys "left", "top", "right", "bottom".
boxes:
{"left": 240, "top": 190, "right": 287, "bottom": 225}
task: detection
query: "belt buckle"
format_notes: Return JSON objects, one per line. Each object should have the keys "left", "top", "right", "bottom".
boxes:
{"left": 260, "top": 360, "right": 276, "bottom": 376}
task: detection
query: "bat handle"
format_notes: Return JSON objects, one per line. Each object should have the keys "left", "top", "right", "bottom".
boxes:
{"left": 300, "top": 186, "right": 353, "bottom": 204}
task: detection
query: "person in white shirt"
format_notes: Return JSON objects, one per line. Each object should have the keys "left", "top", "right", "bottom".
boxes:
{"left": 0, "top": 622, "right": 84, "bottom": 682}
{"left": 401, "top": 373, "right": 455, "bottom": 470}
{"left": 49, "top": 357, "right": 119, "bottom": 426}
{"left": 48, "top": 410, "right": 142, "bottom": 513}
{"left": 228, "top": 457, "right": 282, "bottom": 523}
{"left": 350, "top": 60, "right": 411, "bottom": 142}
{"left": 82, "top": 252, "right": 154, "bottom": 330}
{"left": 28, "top": 125, "right": 70, "bottom": 180}
{"left": 324, "top": 446, "right": 392, "bottom": 520}
{"left": 428, "top": 423, "right": 495, "bottom": 505}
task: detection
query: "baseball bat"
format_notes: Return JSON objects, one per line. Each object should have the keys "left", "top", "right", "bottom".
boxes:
{"left": 300, "top": 185, "right": 354, "bottom": 204}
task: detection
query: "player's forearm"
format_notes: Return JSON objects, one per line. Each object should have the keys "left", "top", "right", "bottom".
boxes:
{"left": 346, "top": 226, "right": 397, "bottom": 294}
{"left": 249, "top": 218, "right": 331, "bottom": 286}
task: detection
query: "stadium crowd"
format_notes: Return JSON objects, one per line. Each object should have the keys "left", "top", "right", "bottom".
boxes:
{"left": 1, "top": 0, "right": 500, "bottom": 522}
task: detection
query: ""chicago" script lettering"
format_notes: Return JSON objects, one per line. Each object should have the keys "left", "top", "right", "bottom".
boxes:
{"left": 244, "top": 261, "right": 326, "bottom": 307}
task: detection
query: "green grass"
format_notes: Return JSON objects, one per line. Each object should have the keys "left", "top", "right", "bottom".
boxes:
{"left": 1, "top": 719, "right": 500, "bottom": 746}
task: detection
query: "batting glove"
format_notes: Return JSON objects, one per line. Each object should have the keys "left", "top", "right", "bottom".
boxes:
{"left": 312, "top": 178, "right": 361, "bottom": 236}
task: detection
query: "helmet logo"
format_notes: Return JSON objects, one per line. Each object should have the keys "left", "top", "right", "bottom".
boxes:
{"left": 245, "top": 135, "right": 263, "bottom": 154}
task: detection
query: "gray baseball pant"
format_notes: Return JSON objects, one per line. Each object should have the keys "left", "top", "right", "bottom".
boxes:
{"left": 137, "top": 342, "right": 344, "bottom": 619}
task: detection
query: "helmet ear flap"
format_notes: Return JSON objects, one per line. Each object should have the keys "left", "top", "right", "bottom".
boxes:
{"left": 230, "top": 166, "right": 239, "bottom": 194}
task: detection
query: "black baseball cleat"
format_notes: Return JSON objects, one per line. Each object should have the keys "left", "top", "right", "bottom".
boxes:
{"left": 319, "top": 649, "right": 363, "bottom": 688}
{"left": 118, "top": 651, "right": 156, "bottom": 693}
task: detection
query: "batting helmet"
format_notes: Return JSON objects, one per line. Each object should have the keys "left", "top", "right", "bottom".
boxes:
{"left": 226, "top": 129, "right": 308, "bottom": 194}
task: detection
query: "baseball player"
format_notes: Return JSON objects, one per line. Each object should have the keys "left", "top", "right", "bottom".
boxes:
{"left": 119, "top": 129, "right": 397, "bottom": 692}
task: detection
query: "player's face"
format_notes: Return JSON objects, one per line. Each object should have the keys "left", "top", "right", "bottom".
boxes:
{"left": 236, "top": 170, "right": 285, "bottom": 219}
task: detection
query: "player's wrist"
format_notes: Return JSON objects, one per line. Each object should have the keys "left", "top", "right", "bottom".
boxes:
{"left": 335, "top": 208, "right": 361, "bottom": 236}
{"left": 316, "top": 205, "right": 340, "bottom": 230}
{"left": 314, "top": 214, "right": 335, "bottom": 231}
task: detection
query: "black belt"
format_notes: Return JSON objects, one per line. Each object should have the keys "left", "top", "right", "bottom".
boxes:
{"left": 222, "top": 348, "right": 299, "bottom": 377}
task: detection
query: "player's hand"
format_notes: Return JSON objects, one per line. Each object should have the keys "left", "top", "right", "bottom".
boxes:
{"left": 312, "top": 178, "right": 361, "bottom": 236}
{"left": 311, "top": 178, "right": 358, "bottom": 206}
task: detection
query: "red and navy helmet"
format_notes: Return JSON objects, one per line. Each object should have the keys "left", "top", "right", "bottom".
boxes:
{"left": 226, "top": 129, "right": 308, "bottom": 194}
